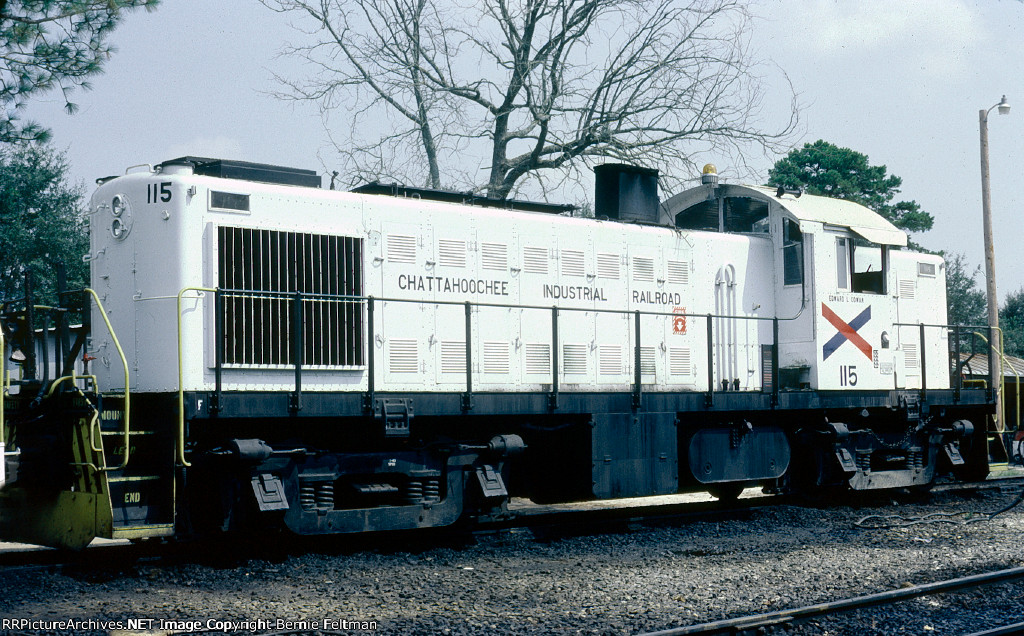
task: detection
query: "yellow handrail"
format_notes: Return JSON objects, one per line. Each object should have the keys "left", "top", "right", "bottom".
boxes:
{"left": 45, "top": 374, "right": 97, "bottom": 398}
{"left": 84, "top": 288, "right": 131, "bottom": 471}
{"left": 176, "top": 287, "right": 216, "bottom": 467}
{"left": 45, "top": 374, "right": 104, "bottom": 455}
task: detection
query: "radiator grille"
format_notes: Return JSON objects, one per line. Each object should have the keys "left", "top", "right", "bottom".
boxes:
{"left": 218, "top": 226, "right": 364, "bottom": 367}
{"left": 440, "top": 341, "right": 466, "bottom": 374}
{"left": 523, "top": 246, "right": 548, "bottom": 274}
{"left": 632, "top": 257, "right": 655, "bottom": 282}
{"left": 640, "top": 346, "right": 656, "bottom": 376}
{"left": 481, "top": 242, "right": 508, "bottom": 271}
{"left": 524, "top": 343, "right": 551, "bottom": 375}
{"left": 563, "top": 344, "right": 588, "bottom": 375}
{"left": 903, "top": 343, "right": 919, "bottom": 369}
{"left": 899, "top": 279, "right": 916, "bottom": 299}
{"left": 387, "top": 234, "right": 416, "bottom": 263}
{"left": 561, "top": 250, "right": 585, "bottom": 277}
{"left": 669, "top": 347, "right": 692, "bottom": 375}
{"left": 483, "top": 341, "right": 510, "bottom": 374}
{"left": 438, "top": 239, "right": 467, "bottom": 268}
{"left": 598, "top": 345, "right": 622, "bottom": 375}
{"left": 388, "top": 338, "right": 419, "bottom": 373}
{"left": 667, "top": 260, "right": 690, "bottom": 285}
{"left": 597, "top": 253, "right": 620, "bottom": 280}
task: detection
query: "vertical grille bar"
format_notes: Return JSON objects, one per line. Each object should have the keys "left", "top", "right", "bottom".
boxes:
{"left": 217, "top": 227, "right": 364, "bottom": 367}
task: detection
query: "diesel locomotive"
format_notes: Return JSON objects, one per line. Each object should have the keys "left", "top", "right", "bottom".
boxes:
{"left": 0, "top": 158, "right": 996, "bottom": 549}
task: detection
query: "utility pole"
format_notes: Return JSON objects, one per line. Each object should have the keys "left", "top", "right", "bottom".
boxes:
{"left": 979, "top": 95, "right": 1010, "bottom": 433}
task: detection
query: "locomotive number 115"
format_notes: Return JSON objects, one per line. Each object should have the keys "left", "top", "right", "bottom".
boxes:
{"left": 147, "top": 182, "right": 172, "bottom": 204}
{"left": 839, "top": 365, "right": 858, "bottom": 386}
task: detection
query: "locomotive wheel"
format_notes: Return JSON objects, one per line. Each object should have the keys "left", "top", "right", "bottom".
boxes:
{"left": 708, "top": 483, "right": 744, "bottom": 501}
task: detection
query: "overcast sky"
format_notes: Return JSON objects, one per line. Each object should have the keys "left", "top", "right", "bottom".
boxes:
{"left": 21, "top": 0, "right": 1024, "bottom": 304}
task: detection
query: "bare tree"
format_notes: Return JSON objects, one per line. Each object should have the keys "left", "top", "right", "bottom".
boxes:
{"left": 262, "top": 0, "right": 797, "bottom": 199}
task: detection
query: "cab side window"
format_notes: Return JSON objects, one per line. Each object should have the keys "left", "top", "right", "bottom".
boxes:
{"left": 850, "top": 239, "right": 886, "bottom": 294}
{"left": 836, "top": 237, "right": 850, "bottom": 290}
{"left": 783, "top": 218, "right": 803, "bottom": 285}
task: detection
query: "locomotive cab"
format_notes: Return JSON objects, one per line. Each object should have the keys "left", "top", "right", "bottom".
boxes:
{"left": 661, "top": 177, "right": 947, "bottom": 394}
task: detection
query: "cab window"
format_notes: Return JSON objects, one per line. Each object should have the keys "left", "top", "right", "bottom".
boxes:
{"left": 850, "top": 239, "right": 886, "bottom": 294}
{"left": 674, "top": 197, "right": 769, "bottom": 234}
{"left": 783, "top": 218, "right": 803, "bottom": 285}
{"left": 836, "top": 237, "right": 850, "bottom": 290}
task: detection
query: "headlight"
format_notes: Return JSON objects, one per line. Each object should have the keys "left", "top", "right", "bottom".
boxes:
{"left": 111, "top": 194, "right": 129, "bottom": 217}
{"left": 111, "top": 218, "right": 127, "bottom": 240}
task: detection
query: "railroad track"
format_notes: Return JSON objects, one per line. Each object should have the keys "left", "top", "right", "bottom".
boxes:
{"left": 2, "top": 473, "right": 1023, "bottom": 572}
{"left": 637, "top": 566, "right": 1024, "bottom": 636}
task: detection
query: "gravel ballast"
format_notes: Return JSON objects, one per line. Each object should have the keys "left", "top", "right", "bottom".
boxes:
{"left": 2, "top": 487, "right": 1024, "bottom": 635}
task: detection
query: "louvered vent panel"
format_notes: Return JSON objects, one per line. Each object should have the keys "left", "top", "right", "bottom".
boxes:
{"left": 524, "top": 343, "right": 551, "bottom": 375}
{"left": 640, "top": 346, "right": 656, "bottom": 376}
{"left": 597, "top": 253, "right": 620, "bottom": 280}
{"left": 563, "top": 344, "right": 588, "bottom": 375}
{"left": 481, "top": 242, "right": 508, "bottom": 271}
{"left": 218, "top": 226, "right": 363, "bottom": 368}
{"left": 632, "top": 257, "right": 655, "bottom": 282}
{"left": 899, "top": 279, "right": 916, "bottom": 299}
{"left": 440, "top": 341, "right": 465, "bottom": 374}
{"left": 523, "top": 246, "right": 549, "bottom": 274}
{"left": 669, "top": 347, "right": 692, "bottom": 375}
{"left": 598, "top": 345, "right": 622, "bottom": 375}
{"left": 387, "top": 234, "right": 416, "bottom": 264}
{"left": 389, "top": 339, "right": 419, "bottom": 373}
{"left": 561, "top": 250, "right": 585, "bottom": 277}
{"left": 438, "top": 239, "right": 467, "bottom": 268}
{"left": 483, "top": 341, "right": 510, "bottom": 374}
{"left": 904, "top": 343, "right": 919, "bottom": 369}
{"left": 667, "top": 260, "right": 690, "bottom": 285}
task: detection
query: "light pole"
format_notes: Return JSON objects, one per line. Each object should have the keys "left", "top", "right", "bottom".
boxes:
{"left": 980, "top": 95, "right": 1010, "bottom": 432}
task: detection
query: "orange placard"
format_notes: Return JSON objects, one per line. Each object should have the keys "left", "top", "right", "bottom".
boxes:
{"left": 672, "top": 307, "right": 687, "bottom": 335}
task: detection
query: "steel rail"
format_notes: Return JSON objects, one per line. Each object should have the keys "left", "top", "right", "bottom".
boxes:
{"left": 638, "top": 565, "right": 1024, "bottom": 636}
{"left": 965, "top": 621, "right": 1024, "bottom": 636}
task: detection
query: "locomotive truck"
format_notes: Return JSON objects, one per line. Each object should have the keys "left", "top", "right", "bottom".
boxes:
{"left": 0, "top": 158, "right": 996, "bottom": 549}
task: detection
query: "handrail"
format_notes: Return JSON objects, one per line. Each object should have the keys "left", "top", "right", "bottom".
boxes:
{"left": 215, "top": 288, "right": 787, "bottom": 409}
{"left": 43, "top": 374, "right": 104, "bottom": 455}
{"left": 45, "top": 374, "right": 97, "bottom": 398}
{"left": 177, "top": 287, "right": 216, "bottom": 467}
{"left": 84, "top": 288, "right": 131, "bottom": 472}
{"left": 216, "top": 287, "right": 784, "bottom": 323}
{"left": 215, "top": 288, "right": 780, "bottom": 405}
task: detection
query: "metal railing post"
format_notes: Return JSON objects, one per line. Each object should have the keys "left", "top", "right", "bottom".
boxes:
{"left": 463, "top": 301, "right": 473, "bottom": 411}
{"left": 290, "top": 290, "right": 303, "bottom": 413}
{"left": 919, "top": 323, "right": 927, "bottom": 399}
{"left": 212, "top": 288, "right": 223, "bottom": 415}
{"left": 364, "top": 296, "right": 375, "bottom": 412}
{"left": 772, "top": 317, "right": 780, "bottom": 407}
{"left": 633, "top": 310, "right": 642, "bottom": 410}
{"left": 549, "top": 306, "right": 559, "bottom": 410}
{"left": 706, "top": 313, "right": 714, "bottom": 407}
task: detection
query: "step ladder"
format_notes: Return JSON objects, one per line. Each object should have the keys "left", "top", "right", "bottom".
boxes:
{"left": 96, "top": 397, "right": 176, "bottom": 541}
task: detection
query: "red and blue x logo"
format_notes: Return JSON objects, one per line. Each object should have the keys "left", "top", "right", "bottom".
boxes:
{"left": 821, "top": 303, "right": 872, "bottom": 361}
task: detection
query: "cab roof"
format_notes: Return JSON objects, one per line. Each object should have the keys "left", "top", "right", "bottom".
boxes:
{"left": 660, "top": 183, "right": 908, "bottom": 247}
